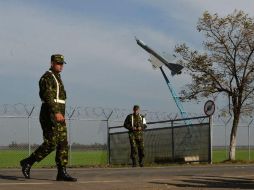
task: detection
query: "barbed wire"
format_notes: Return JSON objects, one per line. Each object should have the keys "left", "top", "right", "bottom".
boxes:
{"left": 0, "top": 103, "right": 254, "bottom": 124}
{"left": 0, "top": 103, "right": 180, "bottom": 121}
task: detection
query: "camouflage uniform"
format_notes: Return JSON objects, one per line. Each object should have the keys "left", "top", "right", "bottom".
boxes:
{"left": 124, "top": 114, "right": 147, "bottom": 164}
{"left": 31, "top": 68, "right": 68, "bottom": 167}
{"left": 20, "top": 54, "right": 76, "bottom": 181}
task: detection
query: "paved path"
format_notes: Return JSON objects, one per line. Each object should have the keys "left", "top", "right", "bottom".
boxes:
{"left": 1, "top": 165, "right": 254, "bottom": 190}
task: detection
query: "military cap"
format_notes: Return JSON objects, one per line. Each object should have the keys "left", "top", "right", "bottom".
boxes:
{"left": 51, "top": 54, "right": 66, "bottom": 64}
{"left": 133, "top": 105, "right": 140, "bottom": 110}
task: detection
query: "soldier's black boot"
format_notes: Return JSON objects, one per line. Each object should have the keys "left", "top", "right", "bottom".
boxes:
{"left": 56, "top": 167, "right": 77, "bottom": 182}
{"left": 132, "top": 158, "right": 137, "bottom": 167}
{"left": 20, "top": 155, "right": 36, "bottom": 179}
{"left": 139, "top": 159, "right": 144, "bottom": 167}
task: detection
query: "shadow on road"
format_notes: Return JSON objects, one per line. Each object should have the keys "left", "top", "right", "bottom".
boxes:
{"left": 150, "top": 176, "right": 254, "bottom": 189}
{"left": 0, "top": 174, "right": 23, "bottom": 181}
{"left": 0, "top": 174, "right": 56, "bottom": 182}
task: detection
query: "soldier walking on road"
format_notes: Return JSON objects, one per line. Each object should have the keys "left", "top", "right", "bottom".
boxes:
{"left": 20, "top": 54, "right": 77, "bottom": 182}
{"left": 124, "top": 105, "right": 147, "bottom": 167}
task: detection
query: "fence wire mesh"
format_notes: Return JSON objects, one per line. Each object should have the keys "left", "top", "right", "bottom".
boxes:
{"left": 0, "top": 103, "right": 184, "bottom": 168}
{"left": 109, "top": 116, "right": 211, "bottom": 165}
{"left": 1, "top": 103, "right": 254, "bottom": 168}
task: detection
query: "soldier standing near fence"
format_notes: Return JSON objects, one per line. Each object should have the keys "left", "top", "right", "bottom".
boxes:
{"left": 20, "top": 54, "right": 77, "bottom": 182}
{"left": 124, "top": 105, "right": 147, "bottom": 167}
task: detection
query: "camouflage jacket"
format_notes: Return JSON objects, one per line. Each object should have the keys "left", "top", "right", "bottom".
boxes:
{"left": 124, "top": 114, "right": 147, "bottom": 133}
{"left": 39, "top": 68, "right": 67, "bottom": 114}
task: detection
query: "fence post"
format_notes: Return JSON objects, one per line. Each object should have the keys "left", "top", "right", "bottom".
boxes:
{"left": 248, "top": 124, "right": 250, "bottom": 161}
{"left": 68, "top": 118, "right": 72, "bottom": 165}
{"left": 209, "top": 115, "right": 213, "bottom": 164}
{"left": 67, "top": 107, "right": 76, "bottom": 166}
{"left": 224, "top": 124, "right": 227, "bottom": 159}
{"left": 219, "top": 116, "right": 231, "bottom": 160}
{"left": 171, "top": 120, "right": 174, "bottom": 162}
{"left": 28, "top": 117, "right": 30, "bottom": 156}
{"left": 106, "top": 111, "right": 113, "bottom": 165}
{"left": 26, "top": 106, "right": 35, "bottom": 156}
{"left": 247, "top": 118, "right": 253, "bottom": 161}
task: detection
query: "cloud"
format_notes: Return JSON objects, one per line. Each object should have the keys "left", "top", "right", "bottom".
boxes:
{"left": 1, "top": 0, "right": 248, "bottom": 111}
{"left": 0, "top": 2, "right": 176, "bottom": 75}
{"left": 131, "top": 0, "right": 254, "bottom": 47}
{"left": 0, "top": 2, "right": 186, "bottom": 112}
{"left": 135, "top": 0, "right": 254, "bottom": 20}
{"left": 191, "top": 0, "right": 254, "bottom": 16}
{"left": 0, "top": 1, "right": 252, "bottom": 148}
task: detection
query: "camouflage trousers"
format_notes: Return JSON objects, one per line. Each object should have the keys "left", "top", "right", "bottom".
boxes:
{"left": 129, "top": 132, "right": 145, "bottom": 161}
{"left": 31, "top": 104, "right": 68, "bottom": 167}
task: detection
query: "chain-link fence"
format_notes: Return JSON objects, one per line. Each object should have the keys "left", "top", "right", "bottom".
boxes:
{"left": 109, "top": 116, "right": 211, "bottom": 165}
{"left": 1, "top": 103, "right": 254, "bottom": 168}
{"left": 212, "top": 114, "right": 254, "bottom": 162}
{"left": 0, "top": 103, "right": 184, "bottom": 168}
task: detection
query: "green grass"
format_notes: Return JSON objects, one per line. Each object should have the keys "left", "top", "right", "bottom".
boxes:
{"left": 0, "top": 150, "right": 107, "bottom": 168}
{"left": 1, "top": 149, "right": 254, "bottom": 168}
{"left": 213, "top": 149, "right": 254, "bottom": 163}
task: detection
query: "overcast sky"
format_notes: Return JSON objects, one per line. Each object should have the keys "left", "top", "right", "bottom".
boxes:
{"left": 0, "top": 1, "right": 254, "bottom": 146}
{"left": 0, "top": 0, "right": 254, "bottom": 113}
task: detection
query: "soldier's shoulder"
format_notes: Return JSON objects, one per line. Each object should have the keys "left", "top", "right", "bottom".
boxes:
{"left": 39, "top": 71, "right": 54, "bottom": 85}
{"left": 125, "top": 114, "right": 132, "bottom": 119}
{"left": 40, "top": 71, "right": 52, "bottom": 80}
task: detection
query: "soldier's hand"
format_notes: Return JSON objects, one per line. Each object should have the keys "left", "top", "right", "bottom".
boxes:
{"left": 138, "top": 127, "right": 142, "bottom": 131}
{"left": 55, "top": 113, "right": 65, "bottom": 122}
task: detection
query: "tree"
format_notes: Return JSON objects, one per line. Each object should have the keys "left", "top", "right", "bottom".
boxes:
{"left": 175, "top": 10, "right": 254, "bottom": 160}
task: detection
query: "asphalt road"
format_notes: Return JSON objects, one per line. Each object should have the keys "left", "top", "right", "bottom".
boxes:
{"left": 0, "top": 165, "right": 254, "bottom": 190}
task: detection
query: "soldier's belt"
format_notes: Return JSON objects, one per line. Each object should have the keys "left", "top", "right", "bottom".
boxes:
{"left": 54, "top": 99, "right": 66, "bottom": 104}
{"left": 41, "top": 99, "right": 66, "bottom": 104}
